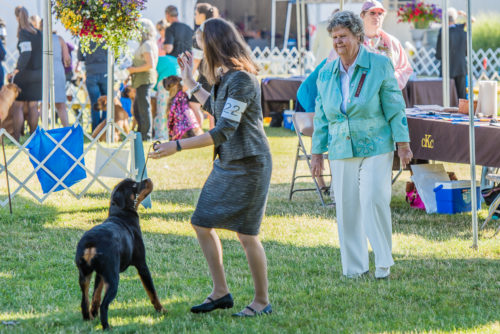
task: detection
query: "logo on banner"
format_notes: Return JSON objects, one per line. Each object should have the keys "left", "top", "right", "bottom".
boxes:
{"left": 421, "top": 134, "right": 434, "bottom": 149}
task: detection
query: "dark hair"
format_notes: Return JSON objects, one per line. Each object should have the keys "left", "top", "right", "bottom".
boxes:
{"left": 201, "top": 18, "right": 259, "bottom": 85}
{"left": 196, "top": 3, "right": 219, "bottom": 20}
{"left": 163, "top": 75, "right": 182, "bottom": 90}
{"left": 165, "top": 5, "right": 178, "bottom": 17}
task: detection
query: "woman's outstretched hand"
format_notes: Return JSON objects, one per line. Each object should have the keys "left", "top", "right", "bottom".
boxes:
{"left": 149, "top": 141, "right": 177, "bottom": 159}
{"left": 178, "top": 51, "right": 196, "bottom": 89}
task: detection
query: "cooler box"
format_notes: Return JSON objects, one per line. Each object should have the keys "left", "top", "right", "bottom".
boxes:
{"left": 283, "top": 110, "right": 295, "bottom": 130}
{"left": 433, "top": 181, "right": 481, "bottom": 214}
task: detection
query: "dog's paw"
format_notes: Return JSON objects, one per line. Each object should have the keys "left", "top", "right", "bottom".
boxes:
{"left": 156, "top": 306, "right": 167, "bottom": 314}
{"left": 90, "top": 307, "right": 99, "bottom": 319}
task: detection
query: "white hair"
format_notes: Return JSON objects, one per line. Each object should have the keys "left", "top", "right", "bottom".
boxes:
{"left": 448, "top": 8, "right": 458, "bottom": 23}
{"left": 139, "top": 18, "right": 156, "bottom": 42}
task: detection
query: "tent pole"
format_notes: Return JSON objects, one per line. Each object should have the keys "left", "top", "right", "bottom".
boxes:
{"left": 41, "top": 0, "right": 50, "bottom": 129}
{"left": 48, "top": 11, "right": 55, "bottom": 129}
{"left": 271, "top": 0, "right": 276, "bottom": 49}
{"left": 296, "top": 0, "right": 302, "bottom": 74}
{"left": 300, "top": 0, "right": 306, "bottom": 51}
{"left": 441, "top": 0, "right": 450, "bottom": 107}
{"left": 106, "top": 51, "right": 115, "bottom": 144}
{"left": 283, "top": 2, "right": 292, "bottom": 49}
{"left": 466, "top": 0, "right": 478, "bottom": 249}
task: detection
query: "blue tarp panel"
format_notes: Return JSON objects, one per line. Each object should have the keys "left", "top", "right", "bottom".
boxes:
{"left": 26, "top": 124, "right": 86, "bottom": 194}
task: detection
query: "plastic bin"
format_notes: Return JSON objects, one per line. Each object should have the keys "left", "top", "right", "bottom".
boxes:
{"left": 433, "top": 181, "right": 481, "bottom": 214}
{"left": 283, "top": 110, "right": 295, "bottom": 130}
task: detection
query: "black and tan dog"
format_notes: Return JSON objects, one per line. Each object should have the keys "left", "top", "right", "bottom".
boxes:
{"left": 75, "top": 178, "right": 165, "bottom": 330}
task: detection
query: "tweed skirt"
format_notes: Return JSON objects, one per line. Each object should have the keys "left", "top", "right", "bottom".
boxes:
{"left": 191, "top": 153, "right": 272, "bottom": 235}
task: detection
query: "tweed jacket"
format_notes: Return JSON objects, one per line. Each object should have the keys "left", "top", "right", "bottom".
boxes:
{"left": 312, "top": 45, "right": 410, "bottom": 160}
{"left": 204, "top": 70, "right": 270, "bottom": 163}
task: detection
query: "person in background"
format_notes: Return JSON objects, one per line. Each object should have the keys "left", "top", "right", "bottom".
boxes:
{"left": 0, "top": 18, "right": 7, "bottom": 89}
{"left": 360, "top": 0, "right": 412, "bottom": 90}
{"left": 190, "top": 2, "right": 219, "bottom": 129}
{"left": 64, "top": 41, "right": 75, "bottom": 82}
{"left": 29, "top": 15, "right": 42, "bottom": 30}
{"left": 8, "top": 6, "right": 43, "bottom": 141}
{"left": 247, "top": 30, "right": 268, "bottom": 50}
{"left": 163, "top": 5, "right": 193, "bottom": 58}
{"left": 127, "top": 18, "right": 158, "bottom": 141}
{"left": 77, "top": 42, "right": 107, "bottom": 132}
{"left": 51, "top": 31, "right": 70, "bottom": 126}
{"left": 436, "top": 8, "right": 468, "bottom": 100}
{"left": 311, "top": 11, "right": 412, "bottom": 279}
{"left": 156, "top": 19, "right": 168, "bottom": 57}
{"left": 151, "top": 19, "right": 170, "bottom": 139}
{"left": 151, "top": 18, "right": 273, "bottom": 317}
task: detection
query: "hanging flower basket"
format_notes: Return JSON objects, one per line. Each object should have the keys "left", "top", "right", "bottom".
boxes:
{"left": 397, "top": 1, "right": 441, "bottom": 29}
{"left": 52, "top": 0, "right": 147, "bottom": 54}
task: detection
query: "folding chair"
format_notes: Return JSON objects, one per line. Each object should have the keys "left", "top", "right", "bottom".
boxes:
{"left": 289, "top": 112, "right": 332, "bottom": 206}
{"left": 480, "top": 167, "right": 500, "bottom": 235}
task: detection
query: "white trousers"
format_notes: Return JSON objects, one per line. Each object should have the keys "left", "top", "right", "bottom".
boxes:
{"left": 331, "top": 152, "right": 394, "bottom": 277}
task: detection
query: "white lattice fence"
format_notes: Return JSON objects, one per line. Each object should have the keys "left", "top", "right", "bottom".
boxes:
{"left": 406, "top": 46, "right": 500, "bottom": 81}
{"left": 4, "top": 46, "right": 499, "bottom": 79}
{"left": 1, "top": 48, "right": 141, "bottom": 208}
{"left": 252, "top": 47, "right": 315, "bottom": 75}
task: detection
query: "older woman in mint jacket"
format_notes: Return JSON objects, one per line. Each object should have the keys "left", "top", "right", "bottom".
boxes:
{"left": 311, "top": 11, "right": 413, "bottom": 279}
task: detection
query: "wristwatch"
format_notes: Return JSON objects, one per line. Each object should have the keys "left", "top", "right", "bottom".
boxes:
{"left": 176, "top": 140, "right": 182, "bottom": 152}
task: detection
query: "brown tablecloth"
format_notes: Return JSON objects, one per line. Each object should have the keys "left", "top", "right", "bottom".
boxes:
{"left": 403, "top": 78, "right": 459, "bottom": 108}
{"left": 261, "top": 77, "right": 305, "bottom": 117}
{"left": 407, "top": 116, "right": 500, "bottom": 167}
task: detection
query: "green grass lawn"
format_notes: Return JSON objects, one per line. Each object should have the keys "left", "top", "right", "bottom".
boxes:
{"left": 0, "top": 127, "right": 499, "bottom": 333}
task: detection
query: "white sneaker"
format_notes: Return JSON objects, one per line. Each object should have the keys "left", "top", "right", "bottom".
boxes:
{"left": 375, "top": 267, "right": 390, "bottom": 279}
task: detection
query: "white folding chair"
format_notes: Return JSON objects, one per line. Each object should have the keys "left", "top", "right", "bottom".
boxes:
{"left": 289, "top": 112, "right": 332, "bottom": 206}
{"left": 480, "top": 167, "right": 500, "bottom": 235}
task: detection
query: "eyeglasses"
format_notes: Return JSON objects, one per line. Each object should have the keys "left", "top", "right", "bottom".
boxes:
{"left": 369, "top": 11, "right": 384, "bottom": 17}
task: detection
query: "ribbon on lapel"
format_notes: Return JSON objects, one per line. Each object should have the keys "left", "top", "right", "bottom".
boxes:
{"left": 355, "top": 72, "right": 367, "bottom": 98}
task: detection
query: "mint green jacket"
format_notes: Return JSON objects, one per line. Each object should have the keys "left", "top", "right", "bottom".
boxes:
{"left": 312, "top": 45, "right": 409, "bottom": 160}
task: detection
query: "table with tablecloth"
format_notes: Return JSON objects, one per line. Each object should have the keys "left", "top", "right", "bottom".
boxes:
{"left": 403, "top": 78, "right": 459, "bottom": 108}
{"left": 406, "top": 114, "right": 500, "bottom": 167}
{"left": 260, "top": 76, "right": 305, "bottom": 117}
{"left": 260, "top": 76, "right": 460, "bottom": 117}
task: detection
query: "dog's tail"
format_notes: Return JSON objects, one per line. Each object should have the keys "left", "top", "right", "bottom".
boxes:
{"left": 75, "top": 243, "right": 100, "bottom": 273}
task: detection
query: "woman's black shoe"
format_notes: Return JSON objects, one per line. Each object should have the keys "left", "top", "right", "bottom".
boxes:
{"left": 190, "top": 293, "right": 234, "bottom": 313}
{"left": 232, "top": 304, "right": 272, "bottom": 317}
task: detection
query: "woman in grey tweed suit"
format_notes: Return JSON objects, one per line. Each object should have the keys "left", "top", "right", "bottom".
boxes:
{"left": 150, "top": 18, "right": 272, "bottom": 317}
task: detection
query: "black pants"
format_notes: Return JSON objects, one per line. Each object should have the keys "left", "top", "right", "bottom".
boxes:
{"left": 453, "top": 75, "right": 467, "bottom": 100}
{"left": 134, "top": 84, "right": 153, "bottom": 141}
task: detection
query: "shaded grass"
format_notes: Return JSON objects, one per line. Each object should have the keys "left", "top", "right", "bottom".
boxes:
{"left": 0, "top": 127, "right": 499, "bottom": 333}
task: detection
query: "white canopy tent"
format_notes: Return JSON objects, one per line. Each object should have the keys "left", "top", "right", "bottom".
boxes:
{"left": 269, "top": 0, "right": 479, "bottom": 248}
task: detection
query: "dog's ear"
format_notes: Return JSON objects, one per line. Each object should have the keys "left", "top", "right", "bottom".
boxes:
{"left": 111, "top": 189, "right": 127, "bottom": 209}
